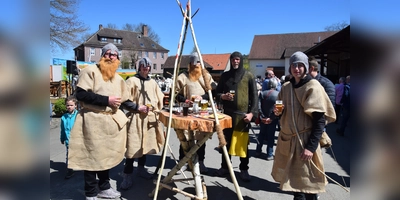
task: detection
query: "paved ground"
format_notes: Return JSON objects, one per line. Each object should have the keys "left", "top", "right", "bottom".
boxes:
{"left": 50, "top": 117, "right": 351, "bottom": 200}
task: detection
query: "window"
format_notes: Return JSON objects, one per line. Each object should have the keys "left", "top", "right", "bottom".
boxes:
{"left": 101, "top": 37, "right": 107, "bottom": 42}
{"left": 140, "top": 43, "right": 144, "bottom": 47}
{"left": 151, "top": 44, "right": 155, "bottom": 48}
{"left": 153, "top": 64, "right": 157, "bottom": 70}
{"left": 161, "top": 53, "right": 164, "bottom": 59}
{"left": 138, "top": 51, "right": 142, "bottom": 58}
{"left": 145, "top": 51, "right": 148, "bottom": 57}
{"left": 118, "top": 50, "right": 122, "bottom": 58}
{"left": 114, "top": 38, "right": 117, "bottom": 43}
{"left": 153, "top": 52, "right": 157, "bottom": 59}
{"left": 161, "top": 64, "right": 164, "bottom": 69}
{"left": 117, "top": 39, "right": 121, "bottom": 44}
{"left": 90, "top": 48, "right": 95, "bottom": 55}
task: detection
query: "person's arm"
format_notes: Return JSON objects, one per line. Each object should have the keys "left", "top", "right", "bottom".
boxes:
{"left": 201, "top": 93, "right": 210, "bottom": 100}
{"left": 305, "top": 112, "right": 325, "bottom": 152}
{"left": 215, "top": 73, "right": 227, "bottom": 102}
{"left": 326, "top": 80, "right": 336, "bottom": 108}
{"left": 121, "top": 100, "right": 138, "bottom": 112}
{"left": 174, "top": 93, "right": 185, "bottom": 103}
{"left": 248, "top": 75, "right": 258, "bottom": 115}
{"left": 75, "top": 87, "right": 109, "bottom": 106}
{"left": 60, "top": 117, "right": 65, "bottom": 144}
{"left": 258, "top": 93, "right": 265, "bottom": 118}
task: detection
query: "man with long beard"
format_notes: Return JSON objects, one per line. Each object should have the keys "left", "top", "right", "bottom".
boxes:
{"left": 174, "top": 52, "right": 216, "bottom": 174}
{"left": 120, "top": 57, "right": 165, "bottom": 190}
{"left": 68, "top": 43, "right": 147, "bottom": 200}
{"left": 214, "top": 51, "right": 258, "bottom": 182}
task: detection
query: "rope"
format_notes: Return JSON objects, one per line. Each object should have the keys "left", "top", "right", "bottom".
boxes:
{"left": 290, "top": 85, "right": 349, "bottom": 192}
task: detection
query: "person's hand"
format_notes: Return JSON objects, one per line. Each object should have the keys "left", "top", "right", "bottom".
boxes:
{"left": 243, "top": 113, "right": 253, "bottom": 123}
{"left": 138, "top": 105, "right": 149, "bottom": 114}
{"left": 221, "top": 92, "right": 233, "bottom": 101}
{"left": 261, "top": 117, "right": 272, "bottom": 124}
{"left": 273, "top": 104, "right": 284, "bottom": 116}
{"left": 194, "top": 95, "right": 202, "bottom": 101}
{"left": 108, "top": 96, "right": 121, "bottom": 108}
{"left": 301, "top": 149, "right": 314, "bottom": 161}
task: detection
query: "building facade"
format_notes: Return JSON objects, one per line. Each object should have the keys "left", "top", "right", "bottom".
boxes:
{"left": 74, "top": 24, "right": 169, "bottom": 75}
{"left": 248, "top": 31, "right": 337, "bottom": 80}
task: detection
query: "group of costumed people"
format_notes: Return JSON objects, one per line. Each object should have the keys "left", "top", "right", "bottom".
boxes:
{"left": 66, "top": 41, "right": 336, "bottom": 200}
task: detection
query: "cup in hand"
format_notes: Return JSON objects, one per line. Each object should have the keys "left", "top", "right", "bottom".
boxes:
{"left": 229, "top": 90, "right": 235, "bottom": 101}
{"left": 275, "top": 100, "right": 283, "bottom": 113}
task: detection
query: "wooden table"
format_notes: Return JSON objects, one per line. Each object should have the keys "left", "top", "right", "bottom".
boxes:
{"left": 157, "top": 110, "right": 232, "bottom": 132}
{"left": 153, "top": 110, "right": 232, "bottom": 199}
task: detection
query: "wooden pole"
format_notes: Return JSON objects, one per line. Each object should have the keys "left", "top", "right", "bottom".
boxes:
{"left": 186, "top": 1, "right": 243, "bottom": 199}
{"left": 152, "top": 3, "right": 190, "bottom": 199}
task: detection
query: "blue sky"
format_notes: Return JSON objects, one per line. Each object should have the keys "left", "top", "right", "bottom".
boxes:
{"left": 49, "top": 0, "right": 351, "bottom": 61}
{"left": 0, "top": 0, "right": 399, "bottom": 65}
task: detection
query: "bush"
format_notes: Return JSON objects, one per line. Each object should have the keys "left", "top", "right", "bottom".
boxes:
{"left": 53, "top": 98, "right": 66, "bottom": 116}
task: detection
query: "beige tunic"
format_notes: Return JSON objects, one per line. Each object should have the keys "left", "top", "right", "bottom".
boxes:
{"left": 176, "top": 72, "right": 213, "bottom": 100}
{"left": 271, "top": 79, "right": 336, "bottom": 193}
{"left": 175, "top": 72, "right": 215, "bottom": 142}
{"left": 125, "top": 76, "right": 165, "bottom": 158}
{"left": 68, "top": 65, "right": 130, "bottom": 171}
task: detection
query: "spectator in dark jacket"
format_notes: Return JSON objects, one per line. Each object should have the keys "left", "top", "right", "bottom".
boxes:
{"left": 308, "top": 58, "right": 336, "bottom": 108}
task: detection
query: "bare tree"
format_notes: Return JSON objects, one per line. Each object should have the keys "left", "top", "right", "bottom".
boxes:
{"left": 80, "top": 32, "right": 93, "bottom": 43}
{"left": 50, "top": 0, "right": 89, "bottom": 53}
{"left": 134, "top": 23, "right": 161, "bottom": 44}
{"left": 325, "top": 21, "right": 349, "bottom": 31}
{"left": 121, "top": 23, "right": 135, "bottom": 31}
{"left": 106, "top": 23, "right": 118, "bottom": 29}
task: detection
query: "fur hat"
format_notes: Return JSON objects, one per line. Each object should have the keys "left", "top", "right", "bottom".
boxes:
{"left": 138, "top": 57, "right": 152, "bottom": 71}
{"left": 289, "top": 51, "right": 308, "bottom": 74}
{"left": 190, "top": 52, "right": 200, "bottom": 65}
{"left": 101, "top": 43, "right": 119, "bottom": 59}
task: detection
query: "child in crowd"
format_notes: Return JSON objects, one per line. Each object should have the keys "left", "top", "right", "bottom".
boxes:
{"left": 60, "top": 96, "right": 78, "bottom": 179}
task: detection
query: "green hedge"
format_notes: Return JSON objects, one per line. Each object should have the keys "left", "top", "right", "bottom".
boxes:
{"left": 53, "top": 98, "right": 66, "bottom": 116}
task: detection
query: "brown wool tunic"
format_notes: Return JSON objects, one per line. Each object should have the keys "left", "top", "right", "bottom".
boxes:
{"left": 124, "top": 76, "right": 165, "bottom": 158}
{"left": 271, "top": 79, "right": 336, "bottom": 193}
{"left": 68, "top": 65, "right": 130, "bottom": 171}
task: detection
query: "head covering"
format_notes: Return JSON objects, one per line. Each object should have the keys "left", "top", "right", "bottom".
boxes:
{"left": 101, "top": 43, "right": 119, "bottom": 59}
{"left": 138, "top": 57, "right": 152, "bottom": 71}
{"left": 289, "top": 51, "right": 308, "bottom": 74}
{"left": 229, "top": 51, "right": 245, "bottom": 84}
{"left": 190, "top": 52, "right": 200, "bottom": 65}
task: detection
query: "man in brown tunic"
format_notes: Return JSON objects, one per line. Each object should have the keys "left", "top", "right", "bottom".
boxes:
{"left": 68, "top": 43, "right": 129, "bottom": 199}
{"left": 120, "top": 57, "right": 165, "bottom": 190}
{"left": 174, "top": 52, "right": 216, "bottom": 174}
{"left": 271, "top": 51, "right": 336, "bottom": 200}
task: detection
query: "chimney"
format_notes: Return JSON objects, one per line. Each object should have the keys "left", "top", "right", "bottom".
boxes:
{"left": 99, "top": 24, "right": 103, "bottom": 30}
{"left": 142, "top": 25, "right": 148, "bottom": 37}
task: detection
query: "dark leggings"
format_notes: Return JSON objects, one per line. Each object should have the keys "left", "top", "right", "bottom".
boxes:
{"left": 220, "top": 128, "right": 249, "bottom": 171}
{"left": 84, "top": 169, "right": 110, "bottom": 197}
{"left": 293, "top": 192, "right": 318, "bottom": 200}
{"left": 123, "top": 155, "right": 147, "bottom": 174}
{"left": 179, "top": 142, "right": 206, "bottom": 162}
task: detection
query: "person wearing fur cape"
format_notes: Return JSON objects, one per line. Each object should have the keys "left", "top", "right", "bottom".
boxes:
{"left": 271, "top": 51, "right": 336, "bottom": 200}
